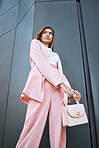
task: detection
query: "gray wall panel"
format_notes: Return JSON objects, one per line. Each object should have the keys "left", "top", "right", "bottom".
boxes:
{"left": 2, "top": 5, "right": 34, "bottom": 148}
{"left": 17, "top": 0, "right": 35, "bottom": 24}
{"left": 0, "top": 0, "right": 19, "bottom": 15}
{"left": 36, "top": 0, "right": 75, "bottom": 2}
{"left": 34, "top": 1, "right": 91, "bottom": 148}
{"left": 81, "top": 0, "right": 99, "bottom": 147}
{"left": 0, "top": 4, "right": 18, "bottom": 36}
{"left": 0, "top": 29, "right": 15, "bottom": 148}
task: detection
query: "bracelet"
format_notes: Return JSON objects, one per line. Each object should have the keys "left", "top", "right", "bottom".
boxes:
{"left": 73, "top": 93, "right": 76, "bottom": 98}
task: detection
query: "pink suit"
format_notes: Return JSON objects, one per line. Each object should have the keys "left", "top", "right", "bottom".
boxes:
{"left": 15, "top": 39, "right": 73, "bottom": 148}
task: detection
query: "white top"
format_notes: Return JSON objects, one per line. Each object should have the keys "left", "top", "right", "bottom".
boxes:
{"left": 47, "top": 48, "right": 58, "bottom": 67}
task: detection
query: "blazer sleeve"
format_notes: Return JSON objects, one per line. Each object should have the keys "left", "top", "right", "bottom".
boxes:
{"left": 57, "top": 53, "right": 74, "bottom": 91}
{"left": 62, "top": 73, "right": 74, "bottom": 91}
{"left": 30, "top": 39, "right": 64, "bottom": 88}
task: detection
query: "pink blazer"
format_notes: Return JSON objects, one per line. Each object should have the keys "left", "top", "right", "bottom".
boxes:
{"left": 20, "top": 39, "right": 73, "bottom": 104}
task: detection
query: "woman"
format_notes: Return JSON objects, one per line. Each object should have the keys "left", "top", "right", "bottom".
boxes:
{"left": 15, "top": 25, "right": 81, "bottom": 148}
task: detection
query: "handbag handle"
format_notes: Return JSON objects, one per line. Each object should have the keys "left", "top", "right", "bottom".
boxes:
{"left": 63, "top": 93, "right": 79, "bottom": 106}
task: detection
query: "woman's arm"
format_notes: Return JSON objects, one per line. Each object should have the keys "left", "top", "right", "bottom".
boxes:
{"left": 57, "top": 52, "right": 81, "bottom": 101}
{"left": 60, "top": 83, "right": 73, "bottom": 94}
{"left": 56, "top": 53, "right": 74, "bottom": 95}
{"left": 30, "top": 39, "right": 64, "bottom": 88}
{"left": 60, "top": 83, "right": 74, "bottom": 98}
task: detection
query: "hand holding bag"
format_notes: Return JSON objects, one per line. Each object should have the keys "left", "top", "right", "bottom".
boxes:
{"left": 62, "top": 93, "right": 88, "bottom": 127}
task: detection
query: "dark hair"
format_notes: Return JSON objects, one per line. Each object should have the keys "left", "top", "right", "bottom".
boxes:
{"left": 35, "top": 25, "right": 55, "bottom": 51}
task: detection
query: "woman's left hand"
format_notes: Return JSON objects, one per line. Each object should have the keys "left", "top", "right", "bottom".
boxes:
{"left": 73, "top": 90, "right": 81, "bottom": 102}
{"left": 67, "top": 90, "right": 81, "bottom": 102}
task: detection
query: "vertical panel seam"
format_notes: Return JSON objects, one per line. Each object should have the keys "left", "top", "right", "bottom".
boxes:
{"left": 32, "top": 1, "right": 36, "bottom": 39}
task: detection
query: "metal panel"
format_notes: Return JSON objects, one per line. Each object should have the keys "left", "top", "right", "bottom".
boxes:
{"left": 0, "top": 4, "right": 18, "bottom": 36}
{"left": 36, "top": 0, "right": 75, "bottom": 2}
{"left": 0, "top": 29, "right": 15, "bottom": 148}
{"left": 81, "top": 0, "right": 99, "bottom": 147}
{"left": 17, "top": 0, "right": 35, "bottom": 24}
{"left": 2, "top": 5, "right": 34, "bottom": 148}
{"left": 0, "top": 0, "right": 19, "bottom": 15}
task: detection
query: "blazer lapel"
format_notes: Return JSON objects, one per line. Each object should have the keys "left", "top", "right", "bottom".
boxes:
{"left": 37, "top": 39, "right": 48, "bottom": 59}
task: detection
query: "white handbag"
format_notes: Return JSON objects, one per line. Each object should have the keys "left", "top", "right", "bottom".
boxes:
{"left": 62, "top": 93, "right": 88, "bottom": 127}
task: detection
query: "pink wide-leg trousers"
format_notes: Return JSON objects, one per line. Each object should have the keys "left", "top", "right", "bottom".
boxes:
{"left": 15, "top": 78, "right": 66, "bottom": 148}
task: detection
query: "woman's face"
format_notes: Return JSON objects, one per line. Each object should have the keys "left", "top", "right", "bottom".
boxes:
{"left": 41, "top": 28, "right": 53, "bottom": 46}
